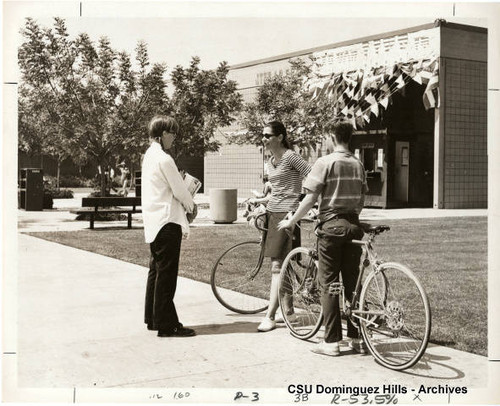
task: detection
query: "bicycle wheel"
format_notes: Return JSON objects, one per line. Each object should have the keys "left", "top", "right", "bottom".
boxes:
{"left": 278, "top": 247, "right": 323, "bottom": 340}
{"left": 211, "top": 241, "right": 271, "bottom": 314}
{"left": 359, "top": 262, "right": 431, "bottom": 370}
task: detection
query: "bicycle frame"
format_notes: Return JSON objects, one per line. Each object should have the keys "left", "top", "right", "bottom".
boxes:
{"left": 244, "top": 211, "right": 268, "bottom": 279}
{"left": 306, "top": 232, "right": 385, "bottom": 330}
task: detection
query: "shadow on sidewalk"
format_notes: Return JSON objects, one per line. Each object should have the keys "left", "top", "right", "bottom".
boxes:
{"left": 397, "top": 350, "right": 466, "bottom": 380}
{"left": 189, "top": 321, "right": 263, "bottom": 335}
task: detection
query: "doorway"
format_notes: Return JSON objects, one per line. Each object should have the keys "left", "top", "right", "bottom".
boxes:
{"left": 394, "top": 141, "right": 409, "bottom": 203}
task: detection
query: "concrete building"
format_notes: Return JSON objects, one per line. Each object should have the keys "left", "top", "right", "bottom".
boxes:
{"left": 205, "top": 20, "right": 487, "bottom": 209}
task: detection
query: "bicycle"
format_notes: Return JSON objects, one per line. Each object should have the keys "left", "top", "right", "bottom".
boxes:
{"left": 210, "top": 210, "right": 271, "bottom": 314}
{"left": 210, "top": 206, "right": 321, "bottom": 315}
{"left": 278, "top": 220, "right": 431, "bottom": 371}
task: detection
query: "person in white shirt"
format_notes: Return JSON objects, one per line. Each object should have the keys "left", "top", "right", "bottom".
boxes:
{"left": 142, "top": 116, "right": 196, "bottom": 338}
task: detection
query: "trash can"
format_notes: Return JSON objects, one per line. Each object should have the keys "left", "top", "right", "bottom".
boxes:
{"left": 19, "top": 168, "right": 44, "bottom": 211}
{"left": 209, "top": 188, "right": 237, "bottom": 224}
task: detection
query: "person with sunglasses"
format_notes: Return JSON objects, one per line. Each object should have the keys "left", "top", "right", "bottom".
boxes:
{"left": 247, "top": 121, "right": 311, "bottom": 332}
{"left": 142, "top": 115, "right": 196, "bottom": 338}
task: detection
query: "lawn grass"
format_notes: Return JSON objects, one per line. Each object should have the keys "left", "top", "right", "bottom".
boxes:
{"left": 26, "top": 216, "right": 487, "bottom": 356}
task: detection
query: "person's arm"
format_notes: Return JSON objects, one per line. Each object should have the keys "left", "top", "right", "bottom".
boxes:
{"left": 159, "top": 158, "right": 195, "bottom": 213}
{"left": 262, "top": 182, "right": 272, "bottom": 196}
{"left": 277, "top": 192, "right": 319, "bottom": 231}
{"left": 288, "top": 152, "right": 312, "bottom": 178}
{"left": 248, "top": 194, "right": 271, "bottom": 205}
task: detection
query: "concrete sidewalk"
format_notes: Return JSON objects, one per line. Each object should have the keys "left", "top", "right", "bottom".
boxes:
{"left": 14, "top": 232, "right": 487, "bottom": 392}
{"left": 17, "top": 192, "right": 488, "bottom": 233}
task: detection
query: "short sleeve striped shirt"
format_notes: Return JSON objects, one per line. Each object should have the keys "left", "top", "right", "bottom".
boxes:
{"left": 267, "top": 149, "right": 311, "bottom": 212}
{"left": 303, "top": 151, "right": 367, "bottom": 220}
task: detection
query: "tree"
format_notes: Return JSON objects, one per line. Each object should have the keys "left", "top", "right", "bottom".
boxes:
{"left": 18, "top": 17, "right": 169, "bottom": 196}
{"left": 231, "top": 58, "right": 333, "bottom": 158}
{"left": 18, "top": 88, "right": 72, "bottom": 188}
{"left": 169, "top": 57, "right": 242, "bottom": 160}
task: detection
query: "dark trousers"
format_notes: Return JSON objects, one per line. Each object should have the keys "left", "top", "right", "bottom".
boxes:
{"left": 317, "top": 217, "right": 363, "bottom": 343}
{"left": 144, "top": 223, "right": 182, "bottom": 331}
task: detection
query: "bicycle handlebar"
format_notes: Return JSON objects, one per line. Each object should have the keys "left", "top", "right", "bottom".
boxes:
{"left": 253, "top": 212, "right": 268, "bottom": 232}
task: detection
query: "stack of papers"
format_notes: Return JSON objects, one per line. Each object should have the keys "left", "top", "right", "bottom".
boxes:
{"left": 183, "top": 172, "right": 202, "bottom": 197}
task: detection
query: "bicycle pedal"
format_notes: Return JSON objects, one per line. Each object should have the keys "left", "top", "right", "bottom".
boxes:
{"left": 328, "top": 282, "right": 343, "bottom": 296}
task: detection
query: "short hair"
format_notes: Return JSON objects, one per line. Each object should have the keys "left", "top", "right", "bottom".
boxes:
{"left": 265, "top": 120, "right": 290, "bottom": 149}
{"left": 148, "top": 116, "right": 179, "bottom": 139}
{"left": 332, "top": 121, "right": 353, "bottom": 144}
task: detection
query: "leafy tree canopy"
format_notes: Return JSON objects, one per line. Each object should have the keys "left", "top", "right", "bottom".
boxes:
{"left": 169, "top": 57, "right": 242, "bottom": 158}
{"left": 231, "top": 58, "right": 337, "bottom": 155}
{"left": 18, "top": 17, "right": 242, "bottom": 193}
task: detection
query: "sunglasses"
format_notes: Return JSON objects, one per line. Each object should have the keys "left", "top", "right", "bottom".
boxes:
{"left": 262, "top": 133, "right": 276, "bottom": 139}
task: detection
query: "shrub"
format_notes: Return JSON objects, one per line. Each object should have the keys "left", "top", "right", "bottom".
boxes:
{"left": 51, "top": 189, "right": 74, "bottom": 199}
{"left": 59, "top": 175, "right": 93, "bottom": 188}
{"left": 43, "top": 174, "right": 93, "bottom": 188}
{"left": 43, "top": 175, "right": 58, "bottom": 189}
{"left": 75, "top": 212, "right": 126, "bottom": 222}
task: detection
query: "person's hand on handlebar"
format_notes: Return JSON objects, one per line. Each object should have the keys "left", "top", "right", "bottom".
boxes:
{"left": 277, "top": 212, "right": 295, "bottom": 232}
{"left": 278, "top": 193, "right": 319, "bottom": 232}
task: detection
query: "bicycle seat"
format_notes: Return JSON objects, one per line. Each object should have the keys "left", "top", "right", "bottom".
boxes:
{"left": 361, "top": 224, "right": 391, "bottom": 234}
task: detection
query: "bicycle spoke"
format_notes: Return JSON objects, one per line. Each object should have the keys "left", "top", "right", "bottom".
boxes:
{"left": 359, "top": 263, "right": 431, "bottom": 370}
{"left": 279, "top": 248, "right": 323, "bottom": 339}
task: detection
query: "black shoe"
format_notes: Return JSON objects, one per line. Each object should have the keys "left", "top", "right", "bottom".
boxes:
{"left": 158, "top": 324, "right": 196, "bottom": 337}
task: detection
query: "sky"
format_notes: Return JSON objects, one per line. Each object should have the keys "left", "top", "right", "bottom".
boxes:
{"left": 2, "top": 1, "right": 491, "bottom": 82}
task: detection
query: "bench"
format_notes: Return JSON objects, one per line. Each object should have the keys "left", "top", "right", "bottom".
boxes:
{"left": 71, "top": 197, "right": 141, "bottom": 229}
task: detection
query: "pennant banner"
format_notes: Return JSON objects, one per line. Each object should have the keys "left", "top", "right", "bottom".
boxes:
{"left": 423, "top": 73, "right": 439, "bottom": 110}
{"left": 307, "top": 57, "right": 440, "bottom": 127}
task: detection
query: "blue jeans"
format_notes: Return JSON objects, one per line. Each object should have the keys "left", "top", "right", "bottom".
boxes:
{"left": 317, "top": 215, "right": 363, "bottom": 343}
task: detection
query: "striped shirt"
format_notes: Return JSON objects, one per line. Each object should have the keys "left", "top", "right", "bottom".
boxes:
{"left": 303, "top": 151, "right": 368, "bottom": 221}
{"left": 267, "top": 149, "right": 311, "bottom": 212}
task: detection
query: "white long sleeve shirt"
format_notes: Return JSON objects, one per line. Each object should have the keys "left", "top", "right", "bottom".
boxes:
{"left": 141, "top": 142, "right": 194, "bottom": 243}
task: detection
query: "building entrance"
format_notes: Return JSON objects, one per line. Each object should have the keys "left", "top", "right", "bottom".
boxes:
{"left": 394, "top": 141, "right": 410, "bottom": 203}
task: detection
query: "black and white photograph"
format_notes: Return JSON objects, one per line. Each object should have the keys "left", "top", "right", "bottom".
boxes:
{"left": 2, "top": 1, "right": 500, "bottom": 404}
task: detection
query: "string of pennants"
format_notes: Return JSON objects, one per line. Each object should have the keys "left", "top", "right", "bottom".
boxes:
{"left": 306, "top": 58, "right": 440, "bottom": 130}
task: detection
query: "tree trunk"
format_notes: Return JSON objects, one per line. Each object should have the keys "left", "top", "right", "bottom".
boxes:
{"left": 98, "top": 160, "right": 107, "bottom": 197}
{"left": 56, "top": 158, "right": 61, "bottom": 190}
{"left": 101, "top": 172, "right": 107, "bottom": 197}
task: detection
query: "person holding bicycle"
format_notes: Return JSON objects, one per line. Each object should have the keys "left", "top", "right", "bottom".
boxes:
{"left": 278, "top": 121, "right": 368, "bottom": 356}
{"left": 247, "top": 121, "right": 311, "bottom": 332}
{"left": 243, "top": 174, "right": 272, "bottom": 218}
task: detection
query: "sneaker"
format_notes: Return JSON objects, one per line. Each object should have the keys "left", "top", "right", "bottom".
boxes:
{"left": 311, "top": 341, "right": 340, "bottom": 357}
{"left": 349, "top": 338, "right": 368, "bottom": 354}
{"left": 275, "top": 313, "right": 299, "bottom": 323}
{"left": 257, "top": 317, "right": 276, "bottom": 332}
{"left": 158, "top": 323, "right": 196, "bottom": 337}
